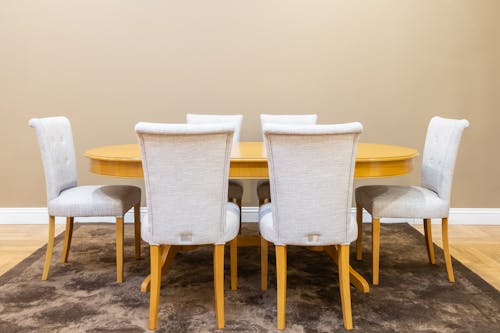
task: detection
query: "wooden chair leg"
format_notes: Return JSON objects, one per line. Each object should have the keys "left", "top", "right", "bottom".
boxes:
{"left": 42, "top": 215, "right": 55, "bottom": 281}
{"left": 230, "top": 238, "right": 238, "bottom": 291}
{"left": 148, "top": 245, "right": 162, "bottom": 330}
{"left": 338, "top": 244, "right": 353, "bottom": 330}
{"left": 61, "top": 216, "right": 74, "bottom": 263}
{"left": 134, "top": 203, "right": 141, "bottom": 259}
{"left": 442, "top": 218, "right": 455, "bottom": 283}
{"left": 355, "top": 204, "right": 363, "bottom": 260}
{"left": 372, "top": 217, "right": 381, "bottom": 285}
{"left": 214, "top": 244, "right": 225, "bottom": 329}
{"left": 276, "top": 245, "right": 287, "bottom": 330}
{"left": 261, "top": 237, "right": 269, "bottom": 291}
{"left": 423, "top": 218, "right": 436, "bottom": 264}
{"left": 116, "top": 216, "right": 124, "bottom": 283}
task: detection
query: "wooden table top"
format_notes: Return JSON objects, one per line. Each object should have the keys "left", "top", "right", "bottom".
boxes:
{"left": 85, "top": 142, "right": 418, "bottom": 179}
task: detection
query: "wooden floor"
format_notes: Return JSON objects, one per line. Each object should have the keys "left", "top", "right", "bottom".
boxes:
{"left": 0, "top": 224, "right": 499, "bottom": 290}
{"left": 411, "top": 224, "right": 500, "bottom": 290}
{"left": 0, "top": 224, "right": 65, "bottom": 276}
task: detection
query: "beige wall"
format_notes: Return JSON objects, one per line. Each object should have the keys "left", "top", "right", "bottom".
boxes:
{"left": 1, "top": 1, "right": 498, "bottom": 208}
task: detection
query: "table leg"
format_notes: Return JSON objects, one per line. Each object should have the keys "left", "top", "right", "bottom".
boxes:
{"left": 141, "top": 245, "right": 178, "bottom": 293}
{"left": 324, "top": 245, "right": 370, "bottom": 293}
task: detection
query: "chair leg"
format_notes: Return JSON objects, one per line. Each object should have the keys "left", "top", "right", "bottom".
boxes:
{"left": 423, "top": 218, "right": 436, "bottom": 264}
{"left": 148, "top": 245, "right": 162, "bottom": 330}
{"left": 214, "top": 244, "right": 225, "bottom": 329}
{"left": 442, "top": 218, "right": 455, "bottom": 283}
{"left": 134, "top": 203, "right": 141, "bottom": 259}
{"left": 230, "top": 238, "right": 238, "bottom": 291}
{"left": 61, "top": 216, "right": 74, "bottom": 263}
{"left": 116, "top": 216, "right": 124, "bottom": 283}
{"left": 372, "top": 217, "right": 381, "bottom": 285}
{"left": 42, "top": 215, "right": 55, "bottom": 281}
{"left": 261, "top": 237, "right": 269, "bottom": 291}
{"left": 338, "top": 244, "right": 353, "bottom": 330}
{"left": 355, "top": 204, "right": 363, "bottom": 260}
{"left": 275, "top": 245, "right": 287, "bottom": 330}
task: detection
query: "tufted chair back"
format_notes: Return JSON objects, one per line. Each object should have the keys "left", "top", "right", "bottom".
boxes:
{"left": 263, "top": 122, "right": 362, "bottom": 246}
{"left": 421, "top": 116, "right": 470, "bottom": 202}
{"left": 136, "top": 122, "right": 235, "bottom": 245}
{"left": 29, "top": 117, "right": 78, "bottom": 202}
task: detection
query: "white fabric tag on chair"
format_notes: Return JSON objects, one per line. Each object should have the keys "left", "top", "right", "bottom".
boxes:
{"left": 180, "top": 233, "right": 193, "bottom": 243}
{"left": 308, "top": 234, "right": 320, "bottom": 242}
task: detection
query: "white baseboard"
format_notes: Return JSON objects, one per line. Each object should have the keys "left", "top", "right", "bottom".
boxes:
{"left": 0, "top": 207, "right": 499, "bottom": 225}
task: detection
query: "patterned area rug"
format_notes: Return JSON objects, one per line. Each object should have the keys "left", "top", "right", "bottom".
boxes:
{"left": 0, "top": 223, "right": 498, "bottom": 333}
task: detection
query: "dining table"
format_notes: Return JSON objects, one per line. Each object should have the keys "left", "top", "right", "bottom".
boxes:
{"left": 85, "top": 142, "right": 418, "bottom": 294}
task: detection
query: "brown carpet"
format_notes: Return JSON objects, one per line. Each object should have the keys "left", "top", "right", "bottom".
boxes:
{"left": 0, "top": 223, "right": 498, "bottom": 333}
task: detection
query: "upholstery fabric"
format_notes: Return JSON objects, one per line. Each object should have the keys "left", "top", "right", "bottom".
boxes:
{"left": 48, "top": 185, "right": 141, "bottom": 217}
{"left": 186, "top": 114, "right": 244, "bottom": 201}
{"left": 356, "top": 116, "right": 469, "bottom": 219}
{"left": 421, "top": 117, "right": 470, "bottom": 201}
{"left": 259, "top": 123, "right": 362, "bottom": 246}
{"left": 257, "top": 114, "right": 318, "bottom": 202}
{"left": 141, "top": 202, "right": 240, "bottom": 245}
{"left": 135, "top": 122, "right": 239, "bottom": 245}
{"left": 29, "top": 117, "right": 77, "bottom": 201}
{"left": 29, "top": 116, "right": 141, "bottom": 218}
{"left": 355, "top": 185, "right": 449, "bottom": 218}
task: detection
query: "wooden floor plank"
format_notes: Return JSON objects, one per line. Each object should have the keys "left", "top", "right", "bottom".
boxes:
{"left": 411, "top": 224, "right": 500, "bottom": 290}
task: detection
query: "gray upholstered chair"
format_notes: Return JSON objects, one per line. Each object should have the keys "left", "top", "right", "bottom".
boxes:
{"left": 186, "top": 114, "right": 243, "bottom": 290}
{"left": 355, "top": 116, "right": 469, "bottom": 285}
{"left": 257, "top": 114, "right": 318, "bottom": 205}
{"left": 259, "top": 122, "right": 363, "bottom": 330}
{"left": 29, "top": 116, "right": 141, "bottom": 283}
{"left": 186, "top": 114, "right": 244, "bottom": 209}
{"left": 135, "top": 122, "right": 240, "bottom": 330}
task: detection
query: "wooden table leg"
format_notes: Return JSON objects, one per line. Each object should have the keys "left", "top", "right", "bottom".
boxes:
{"left": 141, "top": 245, "right": 178, "bottom": 293}
{"left": 324, "top": 246, "right": 370, "bottom": 294}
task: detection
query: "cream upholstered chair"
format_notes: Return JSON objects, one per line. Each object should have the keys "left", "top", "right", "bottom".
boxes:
{"left": 29, "top": 116, "right": 141, "bottom": 283}
{"left": 186, "top": 114, "right": 244, "bottom": 210}
{"left": 186, "top": 114, "right": 243, "bottom": 290}
{"left": 259, "top": 122, "right": 362, "bottom": 330}
{"left": 355, "top": 116, "right": 469, "bottom": 285}
{"left": 257, "top": 114, "right": 318, "bottom": 205}
{"left": 135, "top": 122, "right": 240, "bottom": 330}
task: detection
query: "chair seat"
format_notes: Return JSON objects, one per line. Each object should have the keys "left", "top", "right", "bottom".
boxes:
{"left": 259, "top": 203, "right": 358, "bottom": 246}
{"left": 48, "top": 185, "right": 141, "bottom": 217}
{"left": 355, "top": 185, "right": 449, "bottom": 219}
{"left": 228, "top": 180, "right": 243, "bottom": 201}
{"left": 141, "top": 202, "right": 240, "bottom": 245}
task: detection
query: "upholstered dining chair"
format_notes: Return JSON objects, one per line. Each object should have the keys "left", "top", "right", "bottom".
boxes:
{"left": 135, "top": 122, "right": 240, "bottom": 330}
{"left": 259, "top": 122, "right": 363, "bottom": 330}
{"left": 186, "top": 113, "right": 243, "bottom": 290}
{"left": 355, "top": 116, "right": 469, "bottom": 285}
{"left": 186, "top": 114, "right": 243, "bottom": 211}
{"left": 29, "top": 116, "right": 141, "bottom": 283}
{"left": 257, "top": 114, "right": 318, "bottom": 205}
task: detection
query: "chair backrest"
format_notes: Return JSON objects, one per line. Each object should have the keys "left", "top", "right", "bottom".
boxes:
{"left": 421, "top": 116, "right": 469, "bottom": 202}
{"left": 29, "top": 116, "right": 78, "bottom": 202}
{"left": 263, "top": 122, "right": 362, "bottom": 245}
{"left": 186, "top": 114, "right": 243, "bottom": 146}
{"left": 136, "top": 122, "right": 235, "bottom": 245}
